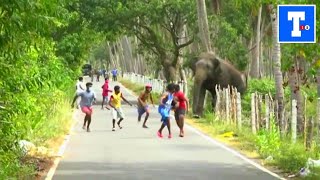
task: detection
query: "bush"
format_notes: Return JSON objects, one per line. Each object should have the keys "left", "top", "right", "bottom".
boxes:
{"left": 0, "top": 44, "right": 77, "bottom": 178}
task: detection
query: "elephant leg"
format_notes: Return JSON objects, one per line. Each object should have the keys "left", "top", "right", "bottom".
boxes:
{"left": 209, "top": 90, "right": 217, "bottom": 111}
{"left": 196, "top": 87, "right": 206, "bottom": 117}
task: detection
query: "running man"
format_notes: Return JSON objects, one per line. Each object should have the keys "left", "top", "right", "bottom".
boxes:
{"left": 137, "top": 84, "right": 155, "bottom": 128}
{"left": 174, "top": 84, "right": 189, "bottom": 137}
{"left": 71, "top": 82, "right": 96, "bottom": 132}
{"left": 108, "top": 85, "right": 133, "bottom": 131}
{"left": 157, "top": 83, "right": 177, "bottom": 139}
{"left": 111, "top": 68, "right": 118, "bottom": 81}
{"left": 101, "top": 76, "right": 112, "bottom": 110}
{"left": 76, "top": 77, "right": 84, "bottom": 92}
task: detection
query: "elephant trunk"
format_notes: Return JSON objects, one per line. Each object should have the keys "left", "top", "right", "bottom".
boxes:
{"left": 192, "top": 71, "right": 206, "bottom": 118}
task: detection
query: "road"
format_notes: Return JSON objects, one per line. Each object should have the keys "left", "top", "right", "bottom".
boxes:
{"left": 52, "top": 78, "right": 281, "bottom": 180}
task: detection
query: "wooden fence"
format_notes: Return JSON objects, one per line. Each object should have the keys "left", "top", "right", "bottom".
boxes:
{"left": 215, "top": 85, "right": 319, "bottom": 149}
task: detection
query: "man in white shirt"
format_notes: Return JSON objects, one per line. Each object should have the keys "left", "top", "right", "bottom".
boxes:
{"left": 75, "top": 77, "right": 85, "bottom": 108}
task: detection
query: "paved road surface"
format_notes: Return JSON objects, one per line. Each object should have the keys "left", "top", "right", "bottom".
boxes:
{"left": 53, "top": 78, "right": 280, "bottom": 180}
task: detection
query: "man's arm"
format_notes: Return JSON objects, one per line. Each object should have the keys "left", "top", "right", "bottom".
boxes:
{"left": 93, "top": 93, "right": 97, "bottom": 104}
{"left": 150, "top": 94, "right": 155, "bottom": 106}
{"left": 80, "top": 84, "right": 84, "bottom": 90}
{"left": 121, "top": 94, "right": 133, "bottom": 106}
{"left": 71, "top": 94, "right": 80, "bottom": 108}
{"left": 108, "top": 96, "right": 116, "bottom": 109}
{"left": 183, "top": 94, "right": 189, "bottom": 112}
{"left": 159, "top": 92, "right": 168, "bottom": 105}
{"left": 174, "top": 96, "right": 180, "bottom": 109}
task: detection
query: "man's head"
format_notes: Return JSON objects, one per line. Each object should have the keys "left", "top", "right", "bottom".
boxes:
{"left": 114, "top": 85, "right": 120, "bottom": 94}
{"left": 174, "top": 84, "right": 180, "bottom": 92}
{"left": 79, "top": 77, "right": 83, "bottom": 81}
{"left": 86, "top": 82, "right": 93, "bottom": 91}
{"left": 166, "top": 83, "right": 175, "bottom": 93}
{"left": 145, "top": 84, "right": 152, "bottom": 92}
{"left": 105, "top": 75, "right": 109, "bottom": 81}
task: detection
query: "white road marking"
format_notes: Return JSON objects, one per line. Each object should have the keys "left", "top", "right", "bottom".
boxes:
{"left": 119, "top": 81, "right": 286, "bottom": 180}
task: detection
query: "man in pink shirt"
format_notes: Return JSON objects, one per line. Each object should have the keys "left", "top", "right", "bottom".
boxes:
{"left": 101, "top": 76, "right": 112, "bottom": 110}
{"left": 174, "top": 84, "right": 189, "bottom": 137}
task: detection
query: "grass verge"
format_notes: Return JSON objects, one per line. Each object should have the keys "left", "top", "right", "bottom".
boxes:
{"left": 0, "top": 94, "right": 74, "bottom": 179}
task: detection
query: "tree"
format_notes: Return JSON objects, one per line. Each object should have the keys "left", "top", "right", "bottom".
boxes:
{"left": 196, "top": 0, "right": 212, "bottom": 52}
{"left": 268, "top": 4, "right": 285, "bottom": 134}
{"left": 79, "top": 0, "right": 197, "bottom": 82}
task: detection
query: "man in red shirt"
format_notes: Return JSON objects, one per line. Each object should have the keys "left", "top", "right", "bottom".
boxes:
{"left": 101, "top": 76, "right": 112, "bottom": 110}
{"left": 174, "top": 84, "right": 189, "bottom": 137}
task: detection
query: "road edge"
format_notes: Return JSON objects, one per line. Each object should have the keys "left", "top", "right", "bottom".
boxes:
{"left": 118, "top": 81, "right": 286, "bottom": 180}
{"left": 43, "top": 110, "right": 80, "bottom": 180}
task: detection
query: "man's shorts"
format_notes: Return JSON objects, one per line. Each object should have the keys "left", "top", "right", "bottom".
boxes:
{"left": 103, "top": 96, "right": 109, "bottom": 103}
{"left": 174, "top": 108, "right": 186, "bottom": 120}
{"left": 112, "top": 108, "right": 125, "bottom": 119}
{"left": 81, "top": 106, "right": 93, "bottom": 116}
{"left": 158, "top": 106, "right": 171, "bottom": 124}
{"left": 137, "top": 105, "right": 149, "bottom": 116}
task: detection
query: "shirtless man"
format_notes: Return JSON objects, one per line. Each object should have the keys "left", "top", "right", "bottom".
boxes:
{"left": 137, "top": 84, "right": 155, "bottom": 128}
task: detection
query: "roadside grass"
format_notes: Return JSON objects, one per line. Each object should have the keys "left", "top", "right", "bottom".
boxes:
{"left": 119, "top": 78, "right": 320, "bottom": 179}
{"left": 186, "top": 112, "right": 320, "bottom": 179}
{"left": 0, "top": 90, "right": 74, "bottom": 179}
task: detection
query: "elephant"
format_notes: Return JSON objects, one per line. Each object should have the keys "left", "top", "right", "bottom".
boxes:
{"left": 191, "top": 52, "right": 247, "bottom": 118}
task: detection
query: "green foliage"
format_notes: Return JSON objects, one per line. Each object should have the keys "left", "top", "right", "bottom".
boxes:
{"left": 255, "top": 118, "right": 281, "bottom": 157}
{"left": 0, "top": 0, "right": 100, "bottom": 178}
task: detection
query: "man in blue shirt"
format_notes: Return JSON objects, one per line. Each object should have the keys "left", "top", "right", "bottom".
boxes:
{"left": 71, "top": 82, "right": 96, "bottom": 132}
{"left": 111, "top": 68, "right": 118, "bottom": 82}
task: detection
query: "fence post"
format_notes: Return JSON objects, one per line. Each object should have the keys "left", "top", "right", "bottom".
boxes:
{"left": 265, "top": 94, "right": 270, "bottom": 131}
{"left": 225, "top": 87, "right": 230, "bottom": 123}
{"left": 236, "top": 92, "right": 242, "bottom": 129}
{"left": 251, "top": 93, "right": 257, "bottom": 134}
{"left": 305, "top": 117, "right": 314, "bottom": 150}
{"left": 291, "top": 99, "right": 297, "bottom": 143}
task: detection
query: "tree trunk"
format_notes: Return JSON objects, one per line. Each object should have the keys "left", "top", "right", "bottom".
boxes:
{"left": 211, "top": 0, "right": 220, "bottom": 14}
{"left": 107, "top": 42, "right": 116, "bottom": 69}
{"left": 250, "top": 5, "right": 262, "bottom": 79}
{"left": 163, "top": 63, "right": 177, "bottom": 82}
{"left": 180, "top": 68, "right": 188, "bottom": 94}
{"left": 269, "top": 4, "right": 285, "bottom": 134}
{"left": 288, "top": 62, "right": 304, "bottom": 133}
{"left": 121, "top": 36, "right": 134, "bottom": 72}
{"left": 196, "top": 0, "right": 212, "bottom": 52}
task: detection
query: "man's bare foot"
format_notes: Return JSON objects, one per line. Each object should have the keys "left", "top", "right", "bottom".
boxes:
{"left": 87, "top": 128, "right": 90, "bottom": 132}
{"left": 142, "top": 125, "right": 148, "bottom": 128}
{"left": 117, "top": 122, "right": 122, "bottom": 129}
{"left": 82, "top": 125, "right": 86, "bottom": 130}
{"left": 179, "top": 130, "right": 184, "bottom": 137}
{"left": 105, "top": 106, "right": 110, "bottom": 110}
